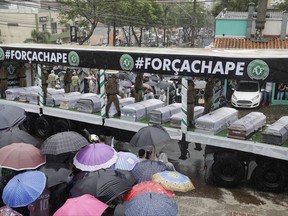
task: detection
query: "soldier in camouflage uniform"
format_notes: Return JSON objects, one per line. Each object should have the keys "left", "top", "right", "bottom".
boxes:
{"left": 105, "top": 74, "right": 121, "bottom": 118}
{"left": 134, "top": 73, "right": 143, "bottom": 102}
{"left": 64, "top": 68, "right": 72, "bottom": 93}
{"left": 17, "top": 62, "right": 27, "bottom": 87}
{"left": 0, "top": 63, "right": 8, "bottom": 98}
{"left": 187, "top": 80, "right": 196, "bottom": 127}
{"left": 42, "top": 68, "right": 49, "bottom": 103}
{"left": 203, "top": 77, "right": 214, "bottom": 115}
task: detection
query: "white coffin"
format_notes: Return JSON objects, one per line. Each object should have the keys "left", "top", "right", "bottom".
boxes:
{"left": 195, "top": 107, "right": 238, "bottom": 134}
{"left": 109, "top": 97, "right": 135, "bottom": 117}
{"left": 121, "top": 99, "right": 164, "bottom": 122}
{"left": 75, "top": 93, "right": 101, "bottom": 113}
{"left": 170, "top": 106, "right": 204, "bottom": 128}
{"left": 262, "top": 116, "right": 288, "bottom": 145}
{"left": 228, "top": 112, "right": 266, "bottom": 139}
{"left": 149, "top": 103, "right": 182, "bottom": 124}
{"left": 18, "top": 86, "right": 38, "bottom": 102}
{"left": 46, "top": 92, "right": 80, "bottom": 107}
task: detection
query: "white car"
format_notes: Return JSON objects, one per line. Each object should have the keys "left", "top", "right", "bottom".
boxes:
{"left": 231, "top": 81, "right": 262, "bottom": 108}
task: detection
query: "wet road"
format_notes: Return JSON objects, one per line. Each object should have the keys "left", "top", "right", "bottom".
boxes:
{"left": 162, "top": 140, "right": 288, "bottom": 216}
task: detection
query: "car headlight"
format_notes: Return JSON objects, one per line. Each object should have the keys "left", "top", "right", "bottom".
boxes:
{"left": 252, "top": 95, "right": 259, "bottom": 101}
{"left": 232, "top": 94, "right": 237, "bottom": 100}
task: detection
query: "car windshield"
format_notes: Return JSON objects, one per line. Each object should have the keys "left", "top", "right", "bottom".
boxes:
{"left": 236, "top": 82, "right": 259, "bottom": 92}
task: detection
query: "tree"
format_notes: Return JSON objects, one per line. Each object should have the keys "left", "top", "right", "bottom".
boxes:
{"left": 275, "top": 0, "right": 288, "bottom": 11}
{"left": 56, "top": 0, "right": 111, "bottom": 45}
{"left": 24, "top": 30, "right": 50, "bottom": 43}
{"left": 212, "top": 0, "right": 258, "bottom": 17}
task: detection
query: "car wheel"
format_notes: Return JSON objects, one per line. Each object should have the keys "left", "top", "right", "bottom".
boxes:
{"left": 212, "top": 152, "right": 245, "bottom": 188}
{"left": 35, "top": 116, "right": 53, "bottom": 139}
{"left": 251, "top": 161, "right": 288, "bottom": 193}
{"left": 53, "top": 119, "right": 71, "bottom": 134}
{"left": 19, "top": 113, "right": 38, "bottom": 134}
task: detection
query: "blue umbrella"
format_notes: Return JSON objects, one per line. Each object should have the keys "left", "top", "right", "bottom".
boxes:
{"left": 113, "top": 152, "right": 140, "bottom": 171}
{"left": 152, "top": 170, "right": 195, "bottom": 192}
{"left": 131, "top": 160, "right": 168, "bottom": 183}
{"left": 124, "top": 192, "right": 178, "bottom": 216}
{"left": 2, "top": 170, "right": 46, "bottom": 208}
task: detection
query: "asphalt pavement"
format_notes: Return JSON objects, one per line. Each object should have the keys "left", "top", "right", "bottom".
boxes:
{"left": 162, "top": 140, "right": 288, "bottom": 216}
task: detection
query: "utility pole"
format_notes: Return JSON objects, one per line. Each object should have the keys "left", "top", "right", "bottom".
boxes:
{"left": 190, "top": 0, "right": 196, "bottom": 47}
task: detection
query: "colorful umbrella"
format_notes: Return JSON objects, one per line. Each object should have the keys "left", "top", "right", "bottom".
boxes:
{"left": 113, "top": 152, "right": 140, "bottom": 171}
{"left": 53, "top": 194, "right": 108, "bottom": 216}
{"left": 124, "top": 192, "right": 178, "bottom": 216}
{"left": 41, "top": 131, "right": 89, "bottom": 155}
{"left": 131, "top": 160, "right": 168, "bottom": 183}
{"left": 0, "top": 206, "right": 23, "bottom": 216}
{"left": 123, "top": 181, "right": 174, "bottom": 202}
{"left": 0, "top": 128, "right": 39, "bottom": 148}
{"left": 0, "top": 143, "right": 46, "bottom": 171}
{"left": 38, "top": 163, "right": 72, "bottom": 188}
{"left": 2, "top": 171, "right": 46, "bottom": 208}
{"left": 0, "top": 104, "right": 26, "bottom": 132}
{"left": 73, "top": 143, "right": 118, "bottom": 171}
{"left": 152, "top": 170, "right": 195, "bottom": 192}
{"left": 70, "top": 169, "right": 132, "bottom": 204}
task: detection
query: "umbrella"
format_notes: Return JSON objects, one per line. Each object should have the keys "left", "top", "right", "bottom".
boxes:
{"left": 124, "top": 192, "right": 178, "bottom": 216}
{"left": 142, "top": 83, "right": 153, "bottom": 91}
{"left": 53, "top": 194, "right": 108, "bottom": 216}
{"left": 70, "top": 169, "right": 132, "bottom": 203}
{"left": 38, "top": 163, "right": 72, "bottom": 188}
{"left": 156, "top": 81, "right": 173, "bottom": 91}
{"left": 152, "top": 170, "right": 195, "bottom": 192}
{"left": 73, "top": 143, "right": 118, "bottom": 171}
{"left": 130, "top": 125, "right": 171, "bottom": 154}
{"left": 2, "top": 170, "right": 46, "bottom": 208}
{"left": 0, "top": 104, "right": 26, "bottom": 131}
{"left": 113, "top": 152, "right": 140, "bottom": 171}
{"left": 169, "top": 76, "right": 180, "bottom": 81}
{"left": 0, "top": 206, "right": 23, "bottom": 216}
{"left": 119, "top": 80, "right": 132, "bottom": 88}
{"left": 150, "top": 74, "right": 160, "bottom": 82}
{"left": 123, "top": 181, "right": 174, "bottom": 202}
{"left": 41, "top": 131, "right": 89, "bottom": 155}
{"left": 143, "top": 73, "right": 151, "bottom": 77}
{"left": 131, "top": 160, "right": 168, "bottom": 183}
{"left": 144, "top": 80, "right": 157, "bottom": 87}
{"left": 0, "top": 128, "right": 39, "bottom": 148}
{"left": 0, "top": 143, "right": 46, "bottom": 171}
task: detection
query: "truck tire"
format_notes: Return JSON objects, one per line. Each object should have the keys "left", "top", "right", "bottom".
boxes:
{"left": 251, "top": 161, "right": 288, "bottom": 193}
{"left": 35, "top": 116, "right": 53, "bottom": 139}
{"left": 212, "top": 153, "right": 245, "bottom": 188}
{"left": 19, "top": 113, "right": 38, "bottom": 134}
{"left": 53, "top": 119, "right": 71, "bottom": 134}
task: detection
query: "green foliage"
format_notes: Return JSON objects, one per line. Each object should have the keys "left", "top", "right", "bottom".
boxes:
{"left": 275, "top": 0, "right": 288, "bottom": 11}
{"left": 24, "top": 30, "right": 51, "bottom": 43}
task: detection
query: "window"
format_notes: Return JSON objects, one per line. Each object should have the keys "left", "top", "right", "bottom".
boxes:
{"left": 42, "top": 24, "right": 47, "bottom": 32}
{"left": 51, "top": 22, "right": 57, "bottom": 34}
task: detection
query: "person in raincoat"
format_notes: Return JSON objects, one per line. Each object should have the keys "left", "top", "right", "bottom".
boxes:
{"left": 16, "top": 62, "right": 27, "bottom": 87}
{"left": 0, "top": 63, "right": 8, "bottom": 98}
{"left": 105, "top": 74, "right": 121, "bottom": 118}
{"left": 71, "top": 71, "right": 80, "bottom": 92}
{"left": 48, "top": 70, "right": 57, "bottom": 88}
{"left": 64, "top": 68, "right": 72, "bottom": 93}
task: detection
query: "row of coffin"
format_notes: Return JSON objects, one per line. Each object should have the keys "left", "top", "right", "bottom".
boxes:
{"left": 5, "top": 86, "right": 288, "bottom": 146}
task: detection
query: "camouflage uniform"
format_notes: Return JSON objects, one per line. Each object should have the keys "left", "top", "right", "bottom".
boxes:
{"left": 42, "top": 69, "right": 49, "bottom": 102}
{"left": 0, "top": 64, "right": 8, "bottom": 98}
{"left": 17, "top": 63, "right": 27, "bottom": 87}
{"left": 203, "top": 78, "right": 214, "bottom": 115}
{"left": 134, "top": 73, "right": 143, "bottom": 102}
{"left": 105, "top": 75, "right": 120, "bottom": 118}
{"left": 64, "top": 68, "right": 72, "bottom": 93}
{"left": 71, "top": 73, "right": 80, "bottom": 92}
{"left": 187, "top": 81, "right": 196, "bottom": 126}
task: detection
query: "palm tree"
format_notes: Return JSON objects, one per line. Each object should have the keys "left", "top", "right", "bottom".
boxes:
{"left": 24, "top": 30, "right": 51, "bottom": 43}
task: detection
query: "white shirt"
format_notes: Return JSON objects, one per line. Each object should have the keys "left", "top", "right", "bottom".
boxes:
{"left": 265, "top": 82, "right": 272, "bottom": 92}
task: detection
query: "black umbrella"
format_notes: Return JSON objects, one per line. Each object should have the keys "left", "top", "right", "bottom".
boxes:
{"left": 70, "top": 169, "right": 132, "bottom": 203}
{"left": 130, "top": 125, "right": 171, "bottom": 154}
{"left": 156, "top": 81, "right": 173, "bottom": 91}
{"left": 41, "top": 131, "right": 89, "bottom": 155}
{"left": 144, "top": 80, "right": 157, "bottom": 87}
{"left": 0, "top": 104, "right": 26, "bottom": 131}
{"left": 0, "top": 128, "right": 39, "bottom": 148}
{"left": 131, "top": 160, "right": 168, "bottom": 183}
{"left": 38, "top": 163, "right": 72, "bottom": 188}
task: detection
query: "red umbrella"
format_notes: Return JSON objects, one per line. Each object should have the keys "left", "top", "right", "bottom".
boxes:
{"left": 123, "top": 181, "right": 174, "bottom": 202}
{"left": 0, "top": 143, "right": 46, "bottom": 171}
